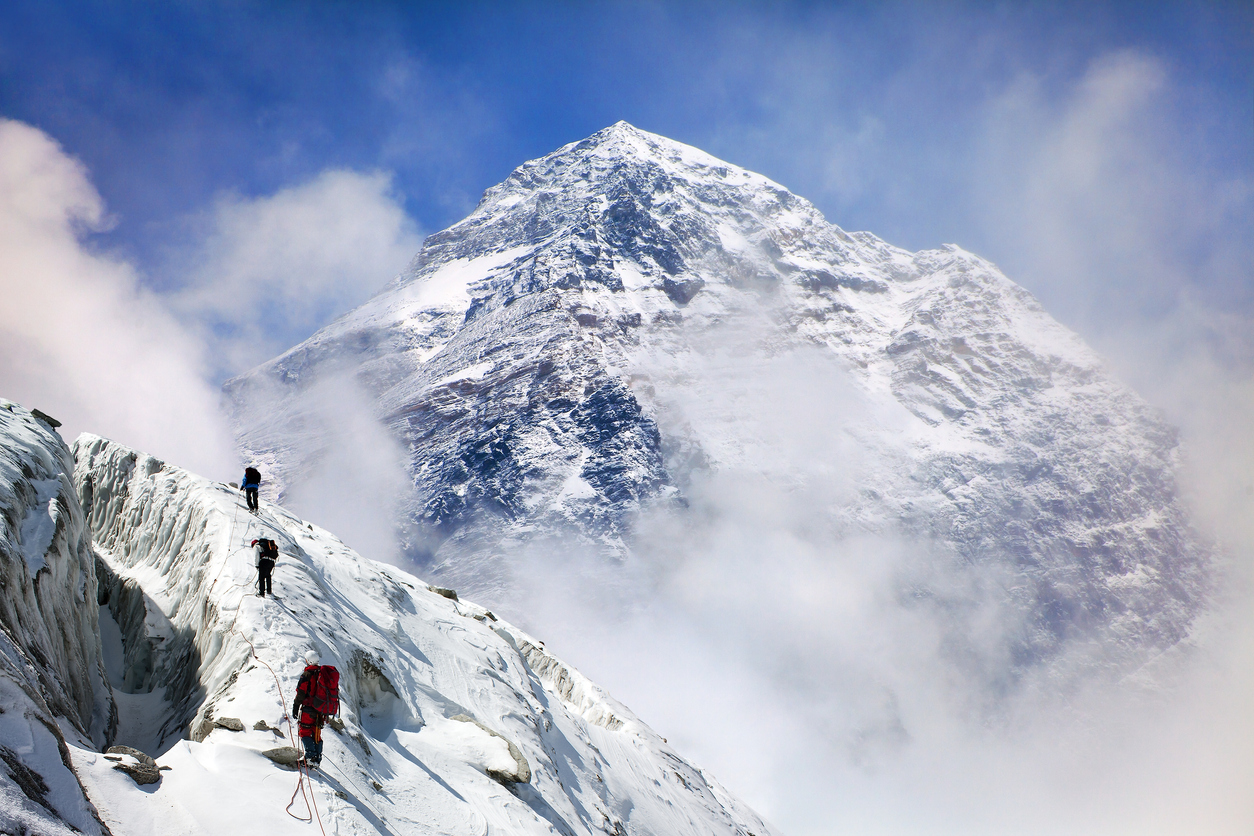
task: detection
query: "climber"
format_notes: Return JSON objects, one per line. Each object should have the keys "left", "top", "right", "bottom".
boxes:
{"left": 292, "top": 650, "right": 339, "bottom": 769}
{"left": 251, "top": 537, "right": 278, "bottom": 597}
{"left": 241, "top": 465, "right": 261, "bottom": 513}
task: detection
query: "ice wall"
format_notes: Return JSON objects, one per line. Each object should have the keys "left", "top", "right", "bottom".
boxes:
{"left": 0, "top": 400, "right": 114, "bottom": 835}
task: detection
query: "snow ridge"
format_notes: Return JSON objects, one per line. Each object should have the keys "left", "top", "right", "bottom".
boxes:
{"left": 68, "top": 432, "right": 777, "bottom": 836}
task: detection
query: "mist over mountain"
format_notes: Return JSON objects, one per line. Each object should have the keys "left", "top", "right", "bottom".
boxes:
{"left": 227, "top": 122, "right": 1208, "bottom": 690}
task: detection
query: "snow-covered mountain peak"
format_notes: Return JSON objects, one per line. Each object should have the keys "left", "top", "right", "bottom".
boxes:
{"left": 227, "top": 124, "right": 1207, "bottom": 681}
{"left": 403, "top": 119, "right": 862, "bottom": 306}
{"left": 478, "top": 119, "right": 788, "bottom": 213}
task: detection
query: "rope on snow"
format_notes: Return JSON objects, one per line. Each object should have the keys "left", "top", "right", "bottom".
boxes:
{"left": 207, "top": 487, "right": 329, "bottom": 832}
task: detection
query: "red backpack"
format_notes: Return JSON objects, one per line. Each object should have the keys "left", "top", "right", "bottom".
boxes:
{"left": 306, "top": 665, "right": 340, "bottom": 716}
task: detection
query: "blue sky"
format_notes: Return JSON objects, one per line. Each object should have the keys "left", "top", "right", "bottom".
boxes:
{"left": 3, "top": 2, "right": 1250, "bottom": 380}
{"left": 3, "top": 1, "right": 1248, "bottom": 287}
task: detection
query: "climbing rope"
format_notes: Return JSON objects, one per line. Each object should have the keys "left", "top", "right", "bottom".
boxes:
{"left": 206, "top": 487, "right": 329, "bottom": 833}
{"left": 206, "top": 490, "right": 254, "bottom": 598}
{"left": 322, "top": 758, "right": 402, "bottom": 836}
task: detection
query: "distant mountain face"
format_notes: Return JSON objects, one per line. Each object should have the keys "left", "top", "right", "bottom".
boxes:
{"left": 225, "top": 122, "right": 1207, "bottom": 671}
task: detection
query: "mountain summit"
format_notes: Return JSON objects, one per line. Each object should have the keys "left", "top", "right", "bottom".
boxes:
{"left": 226, "top": 123, "right": 1207, "bottom": 675}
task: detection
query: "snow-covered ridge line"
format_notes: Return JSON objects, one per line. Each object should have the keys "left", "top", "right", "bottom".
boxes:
{"left": 69, "top": 432, "right": 778, "bottom": 836}
{"left": 508, "top": 634, "right": 626, "bottom": 731}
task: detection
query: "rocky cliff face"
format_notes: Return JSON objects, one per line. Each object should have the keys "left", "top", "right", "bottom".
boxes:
{"left": 225, "top": 122, "right": 1207, "bottom": 674}
{"left": 0, "top": 400, "right": 114, "bottom": 835}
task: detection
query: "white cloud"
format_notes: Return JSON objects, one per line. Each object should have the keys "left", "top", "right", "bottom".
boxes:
{"left": 172, "top": 168, "right": 423, "bottom": 378}
{"left": 974, "top": 47, "right": 1254, "bottom": 714}
{"left": 0, "top": 119, "right": 233, "bottom": 475}
{"left": 506, "top": 331, "right": 1254, "bottom": 836}
{"left": 274, "top": 371, "right": 411, "bottom": 566}
{"left": 976, "top": 50, "right": 1252, "bottom": 349}
{"left": 0, "top": 119, "right": 424, "bottom": 496}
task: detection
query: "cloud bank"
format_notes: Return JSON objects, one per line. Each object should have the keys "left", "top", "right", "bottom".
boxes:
{"left": 0, "top": 118, "right": 422, "bottom": 503}
{"left": 170, "top": 169, "right": 423, "bottom": 378}
{"left": 505, "top": 335, "right": 1253, "bottom": 836}
{"left": 0, "top": 118, "right": 233, "bottom": 475}
{"left": 488, "top": 50, "right": 1254, "bottom": 836}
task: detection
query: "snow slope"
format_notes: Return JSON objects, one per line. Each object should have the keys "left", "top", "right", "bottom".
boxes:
{"left": 226, "top": 122, "right": 1208, "bottom": 675}
{"left": 0, "top": 400, "right": 113, "bottom": 835}
{"left": 70, "top": 432, "right": 777, "bottom": 836}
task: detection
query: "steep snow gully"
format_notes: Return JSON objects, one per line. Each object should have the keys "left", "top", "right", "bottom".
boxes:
{"left": 0, "top": 399, "right": 776, "bottom": 835}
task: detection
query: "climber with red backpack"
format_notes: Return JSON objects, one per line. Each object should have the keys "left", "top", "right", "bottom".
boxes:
{"left": 292, "top": 650, "right": 339, "bottom": 768}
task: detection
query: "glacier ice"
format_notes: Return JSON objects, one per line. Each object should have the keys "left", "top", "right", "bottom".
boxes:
{"left": 0, "top": 400, "right": 113, "bottom": 835}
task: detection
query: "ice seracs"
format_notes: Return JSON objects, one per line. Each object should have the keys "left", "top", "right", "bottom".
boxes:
{"left": 0, "top": 400, "right": 113, "bottom": 836}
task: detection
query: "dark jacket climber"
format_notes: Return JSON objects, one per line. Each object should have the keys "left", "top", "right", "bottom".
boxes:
{"left": 241, "top": 466, "right": 261, "bottom": 513}
{"left": 251, "top": 537, "right": 278, "bottom": 597}
{"left": 292, "top": 651, "right": 339, "bottom": 768}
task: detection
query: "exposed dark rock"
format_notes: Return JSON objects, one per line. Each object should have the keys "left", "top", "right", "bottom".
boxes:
{"left": 30, "top": 408, "right": 61, "bottom": 429}
{"left": 263, "top": 746, "right": 304, "bottom": 767}
{"left": 106, "top": 745, "right": 156, "bottom": 766}
{"left": 106, "top": 747, "right": 160, "bottom": 786}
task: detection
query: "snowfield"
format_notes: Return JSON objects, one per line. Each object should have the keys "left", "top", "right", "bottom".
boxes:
{"left": 64, "top": 431, "right": 777, "bottom": 836}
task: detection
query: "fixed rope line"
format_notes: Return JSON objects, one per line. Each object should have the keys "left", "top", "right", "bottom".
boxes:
{"left": 205, "top": 491, "right": 329, "bottom": 832}
{"left": 221, "top": 575, "right": 328, "bottom": 832}
{"left": 206, "top": 490, "right": 251, "bottom": 598}
{"left": 233, "top": 621, "right": 325, "bottom": 833}
{"left": 322, "top": 758, "right": 402, "bottom": 836}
